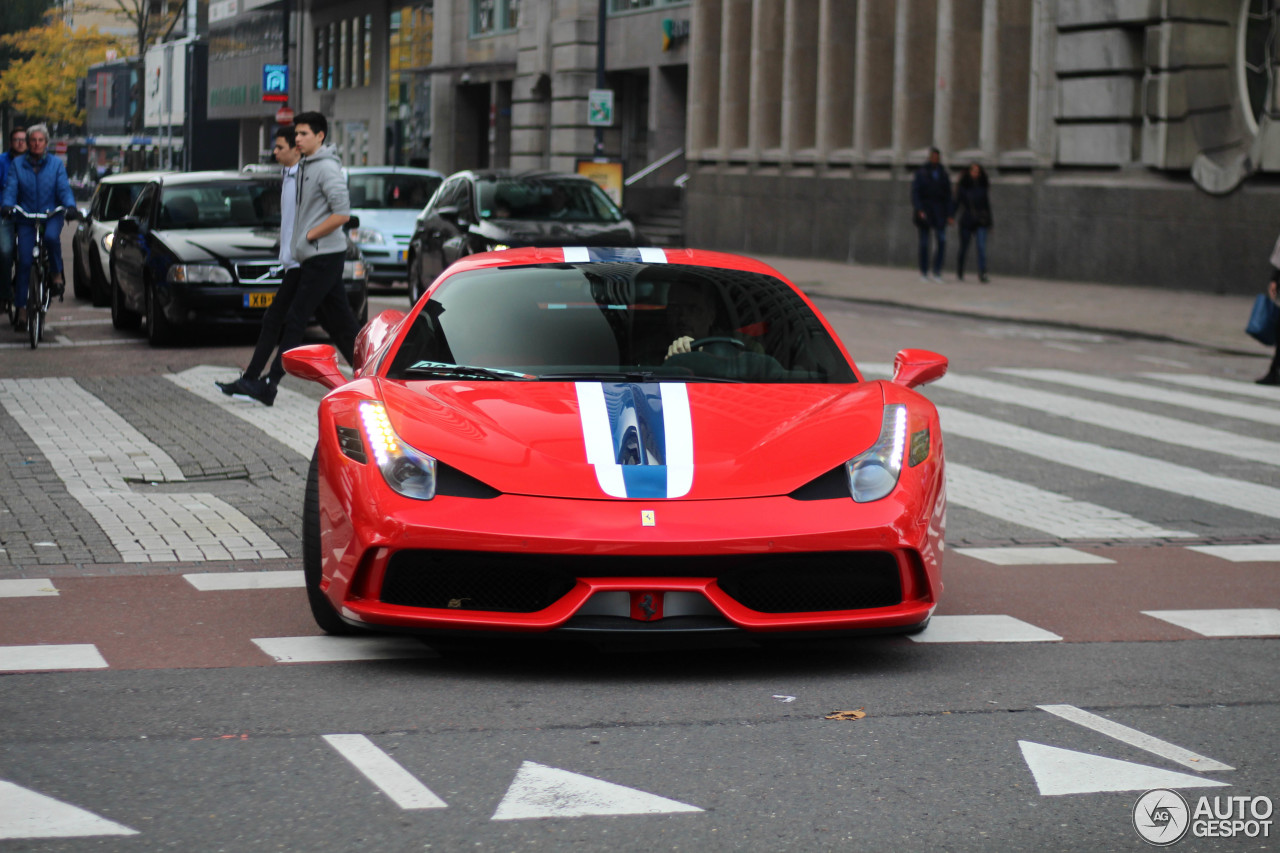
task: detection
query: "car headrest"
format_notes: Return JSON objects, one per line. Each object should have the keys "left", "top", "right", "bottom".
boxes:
{"left": 163, "top": 195, "right": 198, "bottom": 227}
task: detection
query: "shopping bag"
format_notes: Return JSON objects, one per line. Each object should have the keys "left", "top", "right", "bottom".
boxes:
{"left": 1246, "top": 291, "right": 1278, "bottom": 346}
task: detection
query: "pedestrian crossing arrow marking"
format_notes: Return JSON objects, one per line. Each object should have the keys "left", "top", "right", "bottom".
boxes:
{"left": 0, "top": 780, "right": 138, "bottom": 839}
{"left": 1018, "top": 742, "right": 1230, "bottom": 797}
{"left": 491, "top": 761, "right": 703, "bottom": 820}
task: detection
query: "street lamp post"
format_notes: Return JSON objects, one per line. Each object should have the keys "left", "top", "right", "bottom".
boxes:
{"left": 595, "top": 0, "right": 606, "bottom": 158}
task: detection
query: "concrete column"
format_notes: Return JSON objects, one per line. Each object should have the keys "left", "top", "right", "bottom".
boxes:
{"left": 511, "top": 2, "right": 553, "bottom": 171}
{"left": 816, "top": 0, "right": 856, "bottom": 158}
{"left": 688, "top": 0, "right": 722, "bottom": 156}
{"left": 718, "top": 0, "right": 752, "bottom": 155}
{"left": 782, "top": 0, "right": 819, "bottom": 156}
{"left": 979, "top": 0, "right": 999, "bottom": 157}
{"left": 749, "top": 0, "right": 785, "bottom": 155}
{"left": 890, "top": 0, "right": 910, "bottom": 158}
{"left": 933, "top": 0, "right": 954, "bottom": 156}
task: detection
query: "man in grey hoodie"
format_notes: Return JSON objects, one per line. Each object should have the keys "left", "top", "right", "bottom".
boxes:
{"left": 216, "top": 112, "right": 361, "bottom": 405}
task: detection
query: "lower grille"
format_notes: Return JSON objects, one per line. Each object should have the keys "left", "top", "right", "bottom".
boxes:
{"left": 379, "top": 550, "right": 903, "bottom": 615}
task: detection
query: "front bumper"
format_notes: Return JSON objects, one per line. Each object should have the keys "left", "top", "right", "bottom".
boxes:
{"left": 357, "top": 246, "right": 408, "bottom": 283}
{"left": 156, "top": 279, "right": 367, "bottom": 325}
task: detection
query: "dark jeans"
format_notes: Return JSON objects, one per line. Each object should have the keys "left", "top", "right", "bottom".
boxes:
{"left": 957, "top": 226, "right": 988, "bottom": 276}
{"left": 243, "top": 253, "right": 359, "bottom": 384}
{"left": 917, "top": 225, "right": 946, "bottom": 276}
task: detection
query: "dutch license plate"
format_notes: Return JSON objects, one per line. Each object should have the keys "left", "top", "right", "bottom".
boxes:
{"left": 245, "top": 292, "right": 274, "bottom": 309}
{"left": 397, "top": 249, "right": 407, "bottom": 262}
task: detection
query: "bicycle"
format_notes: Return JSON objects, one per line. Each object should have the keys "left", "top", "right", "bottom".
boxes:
{"left": 5, "top": 205, "right": 80, "bottom": 349}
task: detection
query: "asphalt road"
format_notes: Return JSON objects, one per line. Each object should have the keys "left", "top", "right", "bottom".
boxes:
{"left": 0, "top": 251, "right": 1277, "bottom": 851}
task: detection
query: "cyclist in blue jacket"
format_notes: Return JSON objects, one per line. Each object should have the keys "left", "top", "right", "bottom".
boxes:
{"left": 0, "top": 127, "right": 24, "bottom": 309}
{"left": 1, "top": 124, "right": 75, "bottom": 331}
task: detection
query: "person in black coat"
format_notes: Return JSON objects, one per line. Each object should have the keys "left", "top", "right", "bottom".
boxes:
{"left": 954, "top": 163, "right": 993, "bottom": 283}
{"left": 910, "top": 147, "right": 952, "bottom": 282}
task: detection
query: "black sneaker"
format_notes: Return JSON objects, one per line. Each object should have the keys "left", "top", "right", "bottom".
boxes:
{"left": 216, "top": 376, "right": 277, "bottom": 406}
{"left": 1257, "top": 372, "right": 1280, "bottom": 386}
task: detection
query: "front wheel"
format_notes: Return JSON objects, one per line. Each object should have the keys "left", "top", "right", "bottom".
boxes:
{"left": 303, "top": 452, "right": 361, "bottom": 635}
{"left": 111, "top": 264, "right": 141, "bottom": 330}
{"left": 27, "top": 267, "right": 45, "bottom": 349}
{"left": 145, "top": 281, "right": 175, "bottom": 346}
{"left": 72, "top": 242, "right": 90, "bottom": 301}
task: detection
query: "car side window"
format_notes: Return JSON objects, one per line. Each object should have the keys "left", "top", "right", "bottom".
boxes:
{"left": 89, "top": 187, "right": 106, "bottom": 220}
{"left": 131, "top": 184, "right": 157, "bottom": 223}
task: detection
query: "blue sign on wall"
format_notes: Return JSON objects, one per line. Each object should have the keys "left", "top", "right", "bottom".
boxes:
{"left": 262, "top": 64, "right": 288, "bottom": 102}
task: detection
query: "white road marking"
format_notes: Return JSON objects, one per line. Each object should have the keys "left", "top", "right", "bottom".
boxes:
{"left": 0, "top": 578, "right": 59, "bottom": 597}
{"left": 947, "top": 464, "right": 1193, "bottom": 539}
{"left": 940, "top": 374, "right": 1280, "bottom": 467}
{"left": 322, "top": 734, "right": 447, "bottom": 810}
{"left": 167, "top": 365, "right": 318, "bottom": 458}
{"left": 491, "top": 761, "right": 703, "bottom": 820}
{"left": 0, "top": 644, "right": 108, "bottom": 672}
{"left": 0, "top": 378, "right": 284, "bottom": 562}
{"left": 955, "top": 547, "right": 1115, "bottom": 566}
{"left": 183, "top": 571, "right": 305, "bottom": 591}
{"left": 0, "top": 780, "right": 138, "bottom": 839}
{"left": 1037, "top": 705, "right": 1234, "bottom": 772}
{"left": 939, "top": 407, "right": 1280, "bottom": 519}
{"left": 1018, "top": 741, "right": 1230, "bottom": 797}
{"left": 1186, "top": 544, "right": 1280, "bottom": 562}
{"left": 908, "top": 615, "right": 1062, "bottom": 643}
{"left": 1134, "top": 356, "right": 1189, "bottom": 368}
{"left": 1145, "top": 372, "right": 1280, "bottom": 400}
{"left": 997, "top": 369, "right": 1280, "bottom": 427}
{"left": 0, "top": 338, "right": 134, "bottom": 350}
{"left": 251, "top": 635, "right": 434, "bottom": 663}
{"left": 1142, "top": 608, "right": 1280, "bottom": 637}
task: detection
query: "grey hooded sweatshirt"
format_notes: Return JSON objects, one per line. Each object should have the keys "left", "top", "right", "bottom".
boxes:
{"left": 291, "top": 144, "right": 350, "bottom": 262}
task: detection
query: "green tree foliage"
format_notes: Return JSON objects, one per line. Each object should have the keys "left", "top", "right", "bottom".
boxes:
{"left": 0, "top": 17, "right": 126, "bottom": 125}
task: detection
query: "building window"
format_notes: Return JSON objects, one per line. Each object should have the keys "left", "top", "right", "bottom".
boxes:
{"left": 472, "top": 0, "right": 517, "bottom": 35}
{"left": 389, "top": 3, "right": 434, "bottom": 165}
{"left": 316, "top": 16, "right": 373, "bottom": 90}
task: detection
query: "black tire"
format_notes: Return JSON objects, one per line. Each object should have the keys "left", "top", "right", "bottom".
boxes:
{"left": 304, "top": 452, "right": 360, "bottom": 635}
{"left": 407, "top": 250, "right": 422, "bottom": 306}
{"left": 27, "top": 268, "right": 43, "bottom": 349}
{"left": 72, "top": 242, "right": 90, "bottom": 301}
{"left": 110, "top": 264, "right": 141, "bottom": 330}
{"left": 89, "top": 250, "right": 109, "bottom": 307}
{"left": 145, "top": 281, "right": 175, "bottom": 346}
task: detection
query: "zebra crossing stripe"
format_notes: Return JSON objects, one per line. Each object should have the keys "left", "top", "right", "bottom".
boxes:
{"left": 997, "top": 369, "right": 1280, "bottom": 427}
{"left": 1145, "top": 372, "right": 1280, "bottom": 401}
{"left": 0, "top": 644, "right": 108, "bottom": 672}
{"left": 166, "top": 366, "right": 318, "bottom": 459}
{"left": 0, "top": 379, "right": 284, "bottom": 563}
{"left": 946, "top": 463, "right": 1194, "bottom": 540}
{"left": 908, "top": 615, "right": 1062, "bottom": 643}
{"left": 939, "top": 374, "right": 1280, "bottom": 467}
{"left": 939, "top": 407, "right": 1280, "bottom": 520}
{"left": 955, "top": 547, "right": 1115, "bottom": 565}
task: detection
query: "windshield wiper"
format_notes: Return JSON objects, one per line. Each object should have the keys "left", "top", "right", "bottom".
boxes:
{"left": 403, "top": 362, "right": 536, "bottom": 381}
{"left": 537, "top": 371, "right": 744, "bottom": 383}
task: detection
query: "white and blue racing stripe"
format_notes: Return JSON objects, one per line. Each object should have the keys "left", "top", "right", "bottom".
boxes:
{"left": 562, "top": 247, "right": 668, "bottom": 264}
{"left": 575, "top": 382, "right": 693, "bottom": 499}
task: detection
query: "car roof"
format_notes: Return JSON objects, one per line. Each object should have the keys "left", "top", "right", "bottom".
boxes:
{"left": 440, "top": 247, "right": 786, "bottom": 280}
{"left": 451, "top": 169, "right": 597, "bottom": 183}
{"left": 155, "top": 170, "right": 278, "bottom": 186}
{"left": 97, "top": 170, "right": 172, "bottom": 185}
{"left": 347, "top": 166, "right": 444, "bottom": 178}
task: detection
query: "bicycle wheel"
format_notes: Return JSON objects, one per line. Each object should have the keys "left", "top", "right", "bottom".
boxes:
{"left": 28, "top": 265, "right": 44, "bottom": 349}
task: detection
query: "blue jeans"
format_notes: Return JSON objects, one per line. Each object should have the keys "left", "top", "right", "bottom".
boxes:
{"left": 958, "top": 226, "right": 988, "bottom": 277}
{"left": 917, "top": 225, "right": 946, "bottom": 276}
{"left": 13, "top": 220, "right": 64, "bottom": 309}
{"left": 0, "top": 219, "right": 13, "bottom": 302}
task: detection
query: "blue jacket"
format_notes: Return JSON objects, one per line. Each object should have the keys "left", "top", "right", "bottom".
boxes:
{"left": 2, "top": 153, "right": 75, "bottom": 215}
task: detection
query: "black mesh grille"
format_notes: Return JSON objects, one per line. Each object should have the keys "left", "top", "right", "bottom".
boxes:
{"left": 379, "top": 550, "right": 902, "bottom": 615}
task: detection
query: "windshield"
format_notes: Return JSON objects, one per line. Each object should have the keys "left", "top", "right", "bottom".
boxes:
{"left": 386, "top": 263, "right": 858, "bottom": 384}
{"left": 477, "top": 178, "right": 623, "bottom": 223}
{"left": 157, "top": 181, "right": 281, "bottom": 230}
{"left": 348, "top": 173, "right": 441, "bottom": 210}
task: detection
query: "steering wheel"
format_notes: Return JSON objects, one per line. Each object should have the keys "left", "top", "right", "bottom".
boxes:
{"left": 689, "top": 336, "right": 746, "bottom": 351}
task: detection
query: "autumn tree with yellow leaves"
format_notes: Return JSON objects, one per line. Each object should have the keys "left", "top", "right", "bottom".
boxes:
{"left": 0, "top": 18, "right": 126, "bottom": 126}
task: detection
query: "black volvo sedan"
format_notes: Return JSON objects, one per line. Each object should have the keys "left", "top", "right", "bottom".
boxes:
{"left": 109, "top": 171, "right": 368, "bottom": 345}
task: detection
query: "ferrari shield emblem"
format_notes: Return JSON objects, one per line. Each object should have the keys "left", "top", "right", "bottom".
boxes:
{"left": 641, "top": 510, "right": 655, "bottom": 526}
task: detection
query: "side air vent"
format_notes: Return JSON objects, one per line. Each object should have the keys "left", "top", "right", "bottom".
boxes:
{"left": 336, "top": 426, "right": 366, "bottom": 463}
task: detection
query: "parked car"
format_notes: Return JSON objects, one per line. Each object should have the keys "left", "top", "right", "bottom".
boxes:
{"left": 405, "top": 170, "right": 646, "bottom": 304}
{"left": 108, "top": 171, "right": 368, "bottom": 346}
{"left": 283, "top": 246, "right": 949, "bottom": 641}
{"left": 72, "top": 171, "right": 170, "bottom": 306}
{"left": 345, "top": 166, "right": 444, "bottom": 288}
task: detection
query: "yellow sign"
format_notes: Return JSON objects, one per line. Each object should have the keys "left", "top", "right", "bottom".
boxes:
{"left": 576, "top": 159, "right": 624, "bottom": 207}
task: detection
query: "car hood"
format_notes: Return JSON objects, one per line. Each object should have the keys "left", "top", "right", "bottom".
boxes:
{"left": 378, "top": 379, "right": 886, "bottom": 500}
{"left": 351, "top": 208, "right": 418, "bottom": 238}
{"left": 478, "top": 219, "right": 639, "bottom": 247}
{"left": 156, "top": 227, "right": 279, "bottom": 262}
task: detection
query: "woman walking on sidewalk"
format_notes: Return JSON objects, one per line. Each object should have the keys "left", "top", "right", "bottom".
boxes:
{"left": 954, "top": 163, "right": 992, "bottom": 283}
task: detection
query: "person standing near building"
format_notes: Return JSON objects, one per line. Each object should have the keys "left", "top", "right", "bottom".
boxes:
{"left": 1257, "top": 240, "right": 1280, "bottom": 386}
{"left": 954, "top": 162, "right": 993, "bottom": 283}
{"left": 911, "top": 147, "right": 952, "bottom": 283}
{"left": 216, "top": 112, "right": 359, "bottom": 405}
{"left": 0, "top": 127, "right": 27, "bottom": 309}
{"left": 2, "top": 124, "right": 75, "bottom": 331}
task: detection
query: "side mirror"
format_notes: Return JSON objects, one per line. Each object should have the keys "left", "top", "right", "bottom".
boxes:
{"left": 115, "top": 216, "right": 139, "bottom": 235}
{"left": 353, "top": 309, "right": 406, "bottom": 373}
{"left": 891, "top": 348, "right": 948, "bottom": 389}
{"left": 283, "top": 343, "right": 347, "bottom": 390}
{"left": 435, "top": 204, "right": 459, "bottom": 223}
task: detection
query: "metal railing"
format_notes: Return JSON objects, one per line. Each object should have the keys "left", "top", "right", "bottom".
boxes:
{"left": 625, "top": 147, "right": 685, "bottom": 187}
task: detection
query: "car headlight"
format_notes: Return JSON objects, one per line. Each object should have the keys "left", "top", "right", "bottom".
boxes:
{"left": 488, "top": 242, "right": 511, "bottom": 252}
{"left": 845, "top": 404, "right": 908, "bottom": 503}
{"left": 349, "top": 228, "right": 385, "bottom": 245}
{"left": 359, "top": 401, "right": 436, "bottom": 500}
{"left": 167, "top": 264, "right": 233, "bottom": 284}
{"left": 101, "top": 233, "right": 114, "bottom": 252}
{"left": 344, "top": 260, "right": 367, "bottom": 280}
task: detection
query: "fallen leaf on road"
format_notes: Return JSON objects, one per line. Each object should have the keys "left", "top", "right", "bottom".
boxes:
{"left": 824, "top": 708, "right": 867, "bottom": 721}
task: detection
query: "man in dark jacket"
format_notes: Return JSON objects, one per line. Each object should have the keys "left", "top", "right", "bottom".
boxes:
{"left": 0, "top": 127, "right": 25, "bottom": 307}
{"left": 910, "top": 147, "right": 952, "bottom": 283}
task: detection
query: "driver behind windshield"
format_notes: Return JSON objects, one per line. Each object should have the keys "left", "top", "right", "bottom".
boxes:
{"left": 661, "top": 282, "right": 761, "bottom": 362}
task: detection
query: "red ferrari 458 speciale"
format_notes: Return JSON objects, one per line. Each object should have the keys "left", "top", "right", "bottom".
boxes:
{"left": 284, "top": 247, "right": 948, "bottom": 641}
